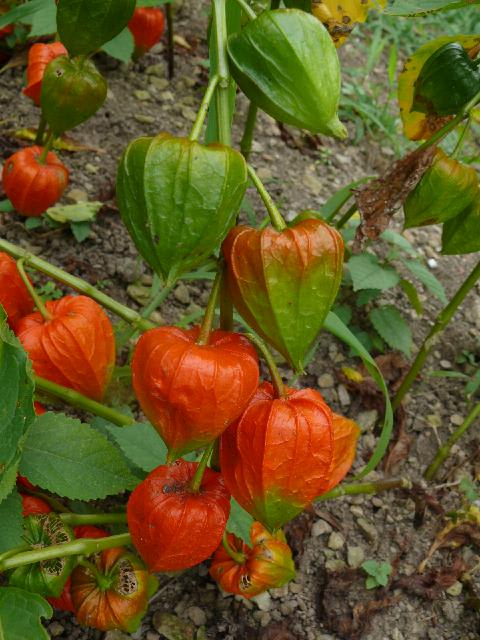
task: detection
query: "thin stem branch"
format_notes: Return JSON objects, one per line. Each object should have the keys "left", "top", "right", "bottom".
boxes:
{"left": 38, "top": 131, "right": 55, "bottom": 165}
{"left": 212, "top": 0, "right": 231, "bottom": 146}
{"left": 0, "top": 239, "right": 156, "bottom": 332}
{"left": 197, "top": 268, "right": 222, "bottom": 345}
{"left": 316, "top": 477, "right": 412, "bottom": 502}
{"left": 240, "top": 102, "right": 258, "bottom": 160}
{"left": 232, "top": 0, "right": 257, "bottom": 20}
{"left": 190, "top": 441, "right": 216, "bottom": 493}
{"left": 247, "top": 165, "right": 287, "bottom": 231}
{"left": 335, "top": 203, "right": 357, "bottom": 230}
{"left": 393, "top": 259, "right": 480, "bottom": 410}
{"left": 243, "top": 332, "right": 286, "bottom": 398}
{"left": 451, "top": 114, "right": 472, "bottom": 159}
{"left": 16, "top": 259, "right": 51, "bottom": 321}
{"left": 35, "top": 115, "right": 47, "bottom": 146}
{"left": 166, "top": 2, "right": 175, "bottom": 79}
{"left": 189, "top": 75, "right": 220, "bottom": 141}
{"left": 35, "top": 375, "right": 135, "bottom": 427}
{"left": 0, "top": 533, "right": 132, "bottom": 572}
{"left": 222, "top": 532, "right": 247, "bottom": 563}
{"left": 424, "top": 401, "right": 480, "bottom": 481}
{"left": 219, "top": 267, "right": 233, "bottom": 331}
{"left": 60, "top": 513, "right": 127, "bottom": 526}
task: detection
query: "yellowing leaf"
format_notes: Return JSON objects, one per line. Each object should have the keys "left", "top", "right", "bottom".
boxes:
{"left": 11, "top": 128, "right": 105, "bottom": 153}
{"left": 312, "top": 0, "right": 386, "bottom": 47}
{"left": 342, "top": 366, "right": 364, "bottom": 382}
{"left": 398, "top": 35, "right": 480, "bottom": 141}
{"left": 46, "top": 202, "right": 102, "bottom": 224}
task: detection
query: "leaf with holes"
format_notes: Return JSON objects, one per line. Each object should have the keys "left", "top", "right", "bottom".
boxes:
{"left": 369, "top": 306, "right": 412, "bottom": 356}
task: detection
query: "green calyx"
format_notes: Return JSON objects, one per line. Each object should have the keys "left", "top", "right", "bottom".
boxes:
{"left": 41, "top": 56, "right": 107, "bottom": 135}
{"left": 116, "top": 133, "right": 248, "bottom": 285}
{"left": 228, "top": 9, "right": 346, "bottom": 138}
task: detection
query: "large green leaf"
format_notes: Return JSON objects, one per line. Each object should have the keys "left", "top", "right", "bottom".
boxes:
{"left": 19, "top": 412, "right": 138, "bottom": 500}
{"left": 21, "top": 0, "right": 56, "bottom": 36}
{"left": 0, "top": 0, "right": 50, "bottom": 29}
{"left": 0, "top": 491, "right": 23, "bottom": 553}
{"left": 0, "top": 310, "right": 35, "bottom": 503}
{"left": 384, "top": 0, "right": 479, "bottom": 15}
{"left": 57, "top": 0, "right": 136, "bottom": 56}
{"left": 0, "top": 588, "right": 52, "bottom": 640}
{"left": 324, "top": 312, "right": 394, "bottom": 478}
{"left": 101, "top": 26, "right": 135, "bottom": 62}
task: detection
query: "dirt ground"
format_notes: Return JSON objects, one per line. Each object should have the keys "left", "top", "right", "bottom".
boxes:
{"left": 1, "top": 4, "right": 479, "bottom": 640}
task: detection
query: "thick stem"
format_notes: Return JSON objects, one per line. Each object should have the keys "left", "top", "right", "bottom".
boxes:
{"left": 189, "top": 75, "right": 220, "bottom": 141}
{"left": 316, "top": 477, "right": 412, "bottom": 502}
{"left": 0, "top": 533, "right": 132, "bottom": 572}
{"left": 247, "top": 165, "right": 287, "bottom": 231}
{"left": 222, "top": 532, "right": 247, "bottom": 563}
{"left": 35, "top": 375, "right": 135, "bottom": 427}
{"left": 60, "top": 513, "right": 127, "bottom": 526}
{"left": 190, "top": 441, "right": 216, "bottom": 493}
{"left": 232, "top": 0, "right": 257, "bottom": 20}
{"left": 335, "top": 203, "right": 357, "bottom": 230}
{"left": 418, "top": 88, "right": 480, "bottom": 152}
{"left": 38, "top": 132, "right": 55, "bottom": 165}
{"left": 166, "top": 2, "right": 175, "bottom": 80}
{"left": 0, "top": 239, "right": 155, "bottom": 332}
{"left": 240, "top": 102, "right": 258, "bottom": 161}
{"left": 424, "top": 401, "right": 480, "bottom": 481}
{"left": 197, "top": 269, "right": 222, "bottom": 345}
{"left": 0, "top": 545, "right": 31, "bottom": 564}
{"left": 16, "top": 259, "right": 51, "bottom": 322}
{"left": 212, "top": 0, "right": 231, "bottom": 146}
{"left": 244, "top": 332, "right": 286, "bottom": 398}
{"left": 393, "top": 259, "right": 480, "bottom": 410}
{"left": 35, "top": 114, "right": 47, "bottom": 146}
{"left": 77, "top": 558, "right": 111, "bottom": 589}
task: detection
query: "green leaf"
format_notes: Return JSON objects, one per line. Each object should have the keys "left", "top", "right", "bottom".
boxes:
{"left": 384, "top": 0, "right": 479, "bottom": 15}
{"left": 0, "top": 587, "right": 52, "bottom": 640}
{"left": 399, "top": 279, "right": 423, "bottom": 315}
{"left": 348, "top": 253, "right": 400, "bottom": 291}
{"left": 70, "top": 221, "right": 93, "bottom": 243}
{"left": 0, "top": 199, "right": 13, "bottom": 213}
{"left": 46, "top": 201, "right": 102, "bottom": 224}
{"left": 356, "top": 289, "right": 381, "bottom": 306}
{"left": 0, "top": 491, "right": 23, "bottom": 553}
{"left": 0, "top": 310, "right": 35, "bottom": 503}
{"left": 380, "top": 230, "right": 418, "bottom": 257}
{"left": 0, "top": 0, "right": 51, "bottom": 29}
{"left": 324, "top": 312, "right": 393, "bottom": 478}
{"left": 402, "top": 259, "right": 447, "bottom": 304}
{"left": 102, "top": 26, "right": 135, "bottom": 62}
{"left": 365, "top": 575, "right": 378, "bottom": 589}
{"left": 56, "top": 0, "right": 136, "bottom": 56}
{"left": 19, "top": 412, "right": 138, "bottom": 500}
{"left": 22, "top": 0, "right": 56, "bottom": 36}
{"left": 227, "top": 498, "right": 254, "bottom": 545}
{"left": 369, "top": 305, "right": 412, "bottom": 356}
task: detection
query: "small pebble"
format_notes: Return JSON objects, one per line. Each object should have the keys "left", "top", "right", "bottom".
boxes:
{"left": 134, "top": 90, "right": 151, "bottom": 101}
{"left": 356, "top": 517, "right": 378, "bottom": 541}
{"left": 337, "top": 384, "right": 351, "bottom": 407}
{"left": 450, "top": 414, "right": 464, "bottom": 426}
{"left": 427, "top": 258, "right": 438, "bottom": 269}
{"left": 440, "top": 359, "right": 452, "bottom": 369}
{"left": 357, "top": 410, "right": 378, "bottom": 432}
{"left": 134, "top": 114, "right": 156, "bottom": 124}
{"left": 48, "top": 622, "right": 64, "bottom": 637}
{"left": 186, "top": 605, "right": 207, "bottom": 626}
{"left": 446, "top": 581, "right": 463, "bottom": 597}
{"left": 325, "top": 559, "right": 346, "bottom": 571}
{"left": 252, "top": 592, "right": 271, "bottom": 611}
{"left": 311, "top": 519, "right": 332, "bottom": 537}
{"left": 317, "top": 373, "right": 334, "bottom": 388}
{"left": 328, "top": 532, "right": 345, "bottom": 550}
{"left": 347, "top": 546, "right": 365, "bottom": 568}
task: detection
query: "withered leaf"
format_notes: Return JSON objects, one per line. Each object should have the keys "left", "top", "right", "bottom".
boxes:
{"left": 284, "top": 504, "right": 316, "bottom": 558}
{"left": 384, "top": 406, "right": 412, "bottom": 474}
{"left": 260, "top": 623, "right": 299, "bottom": 640}
{"left": 353, "top": 146, "right": 437, "bottom": 251}
{"left": 395, "top": 557, "right": 466, "bottom": 600}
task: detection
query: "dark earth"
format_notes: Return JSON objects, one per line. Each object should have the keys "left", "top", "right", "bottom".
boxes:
{"left": 0, "top": 3, "right": 479, "bottom": 639}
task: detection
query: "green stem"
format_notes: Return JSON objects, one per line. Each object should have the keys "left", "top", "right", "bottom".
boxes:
{"left": 190, "top": 441, "right": 216, "bottom": 493}
{"left": 0, "top": 239, "right": 155, "bottom": 332}
{"left": 244, "top": 332, "right": 286, "bottom": 398}
{"left": 197, "top": 268, "right": 222, "bottom": 345}
{"left": 0, "top": 545, "right": 31, "bottom": 564}
{"left": 232, "top": 0, "right": 257, "bottom": 20}
{"left": 212, "top": 0, "right": 231, "bottom": 146}
{"left": 166, "top": 2, "right": 175, "bottom": 80}
{"left": 35, "top": 114, "right": 47, "bottom": 146}
{"left": 424, "top": 401, "right": 480, "bottom": 481}
{"left": 324, "top": 193, "right": 354, "bottom": 223}
{"left": 451, "top": 114, "right": 472, "bottom": 160}
{"left": 335, "top": 203, "right": 357, "bottom": 230}
{"left": 247, "top": 165, "right": 287, "bottom": 231}
{"left": 393, "top": 259, "right": 480, "bottom": 410}
{"left": 418, "top": 88, "right": 480, "bottom": 152}
{"left": 16, "top": 259, "right": 51, "bottom": 322}
{"left": 77, "top": 558, "right": 111, "bottom": 589}
{"left": 60, "top": 513, "right": 127, "bottom": 526}
{"left": 0, "top": 533, "right": 132, "bottom": 572}
{"left": 270, "top": 0, "right": 280, "bottom": 8}
{"left": 189, "top": 75, "right": 220, "bottom": 141}
{"left": 38, "top": 131, "right": 55, "bottom": 165}
{"left": 219, "top": 269, "right": 233, "bottom": 331}
{"left": 35, "top": 375, "right": 135, "bottom": 427}
{"left": 316, "top": 477, "right": 412, "bottom": 502}
{"left": 222, "top": 532, "right": 247, "bottom": 563}
{"left": 240, "top": 102, "right": 258, "bottom": 160}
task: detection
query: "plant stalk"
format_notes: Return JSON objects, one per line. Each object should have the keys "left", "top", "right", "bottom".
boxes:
{"left": 393, "top": 259, "right": 480, "bottom": 410}
{"left": 222, "top": 532, "right": 247, "bottom": 563}
{"left": 232, "top": 0, "right": 257, "bottom": 20}
{"left": 34, "top": 375, "right": 135, "bottom": 427}
{"left": 451, "top": 114, "right": 472, "bottom": 160}
{"left": 16, "top": 259, "right": 51, "bottom": 321}
{"left": 244, "top": 332, "right": 287, "bottom": 398}
{"left": 60, "top": 513, "right": 127, "bottom": 526}
{"left": 189, "top": 75, "right": 220, "bottom": 141}
{"left": 197, "top": 268, "right": 222, "bottom": 345}
{"left": 316, "top": 477, "right": 412, "bottom": 501}
{"left": 424, "top": 400, "right": 480, "bottom": 481}
{"left": 219, "top": 267, "right": 233, "bottom": 331}
{"left": 247, "top": 165, "right": 287, "bottom": 231}
{"left": 166, "top": 2, "right": 175, "bottom": 79}
{"left": 0, "top": 239, "right": 156, "bottom": 332}
{"left": 335, "top": 203, "right": 357, "bottom": 230}
{"left": 212, "top": 0, "right": 232, "bottom": 146}
{"left": 38, "top": 132, "right": 55, "bottom": 165}
{"left": 190, "top": 441, "right": 216, "bottom": 493}
{"left": 0, "top": 533, "right": 132, "bottom": 572}
{"left": 240, "top": 102, "right": 258, "bottom": 160}
{"left": 35, "top": 115, "right": 47, "bottom": 146}
{"left": 77, "top": 558, "right": 110, "bottom": 589}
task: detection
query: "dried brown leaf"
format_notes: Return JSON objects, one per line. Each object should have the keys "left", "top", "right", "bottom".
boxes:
{"left": 395, "top": 557, "right": 466, "bottom": 599}
{"left": 260, "top": 624, "right": 299, "bottom": 640}
{"left": 353, "top": 146, "right": 436, "bottom": 251}
{"left": 284, "top": 504, "right": 316, "bottom": 558}
{"left": 384, "top": 406, "right": 412, "bottom": 474}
